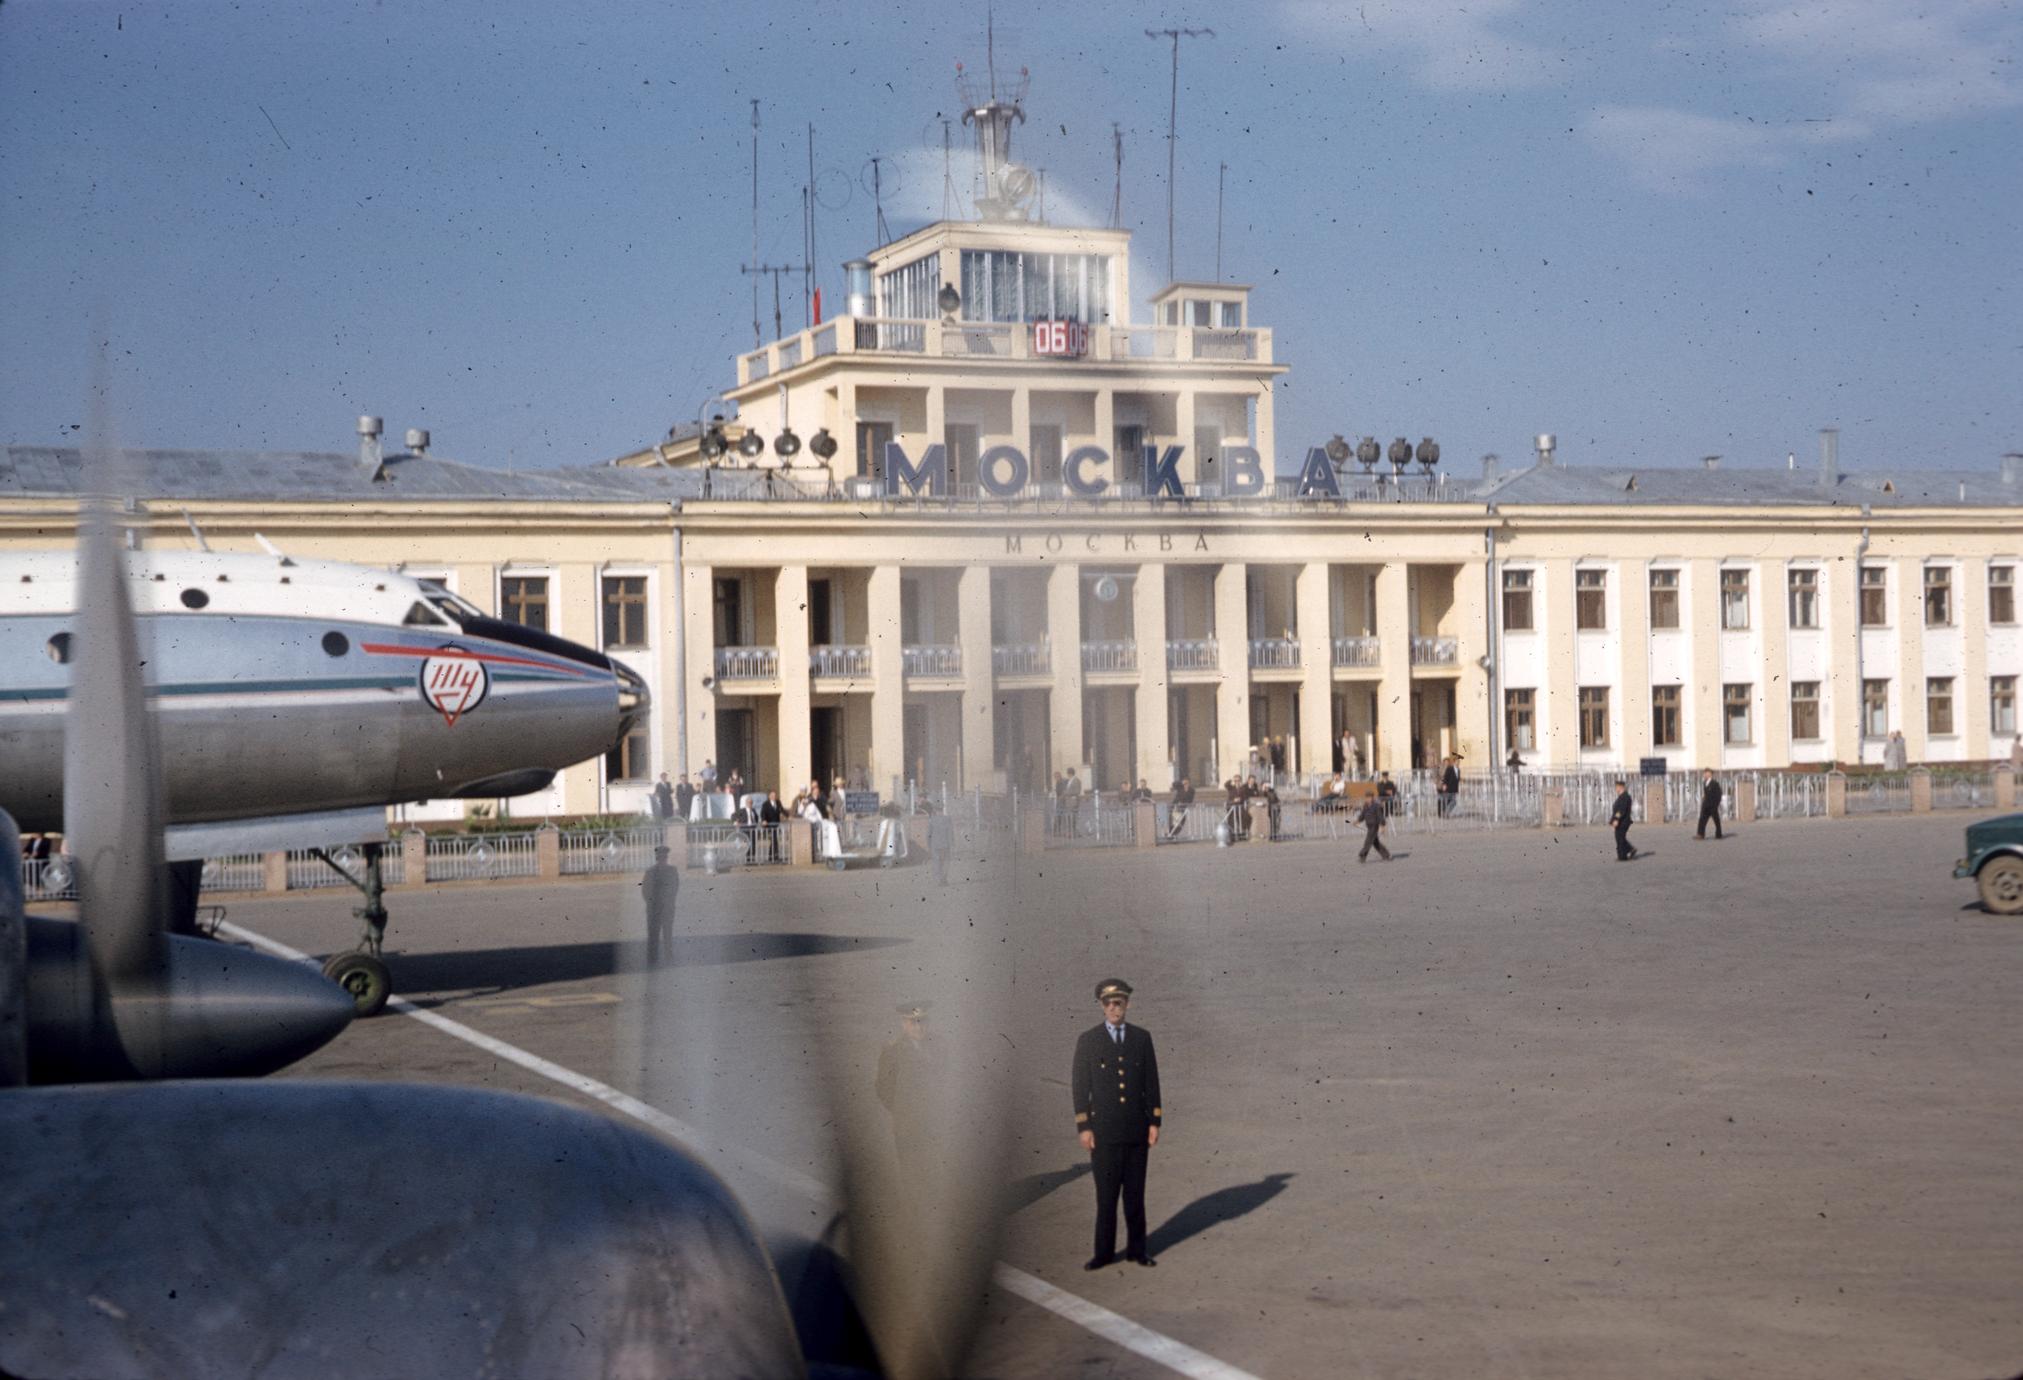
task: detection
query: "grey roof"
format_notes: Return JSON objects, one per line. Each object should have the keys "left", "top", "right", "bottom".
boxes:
{"left": 1, "top": 446, "right": 701, "bottom": 504}
{"left": 1482, "top": 461, "right": 2023, "bottom": 510}
{"left": 5, "top": 445, "right": 2018, "bottom": 512}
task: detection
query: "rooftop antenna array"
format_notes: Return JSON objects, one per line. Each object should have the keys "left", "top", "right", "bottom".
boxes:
{"left": 1146, "top": 26, "right": 1214, "bottom": 284}
{"left": 958, "top": 13, "right": 1035, "bottom": 222}
{"left": 865, "top": 155, "right": 892, "bottom": 246}
{"left": 804, "top": 124, "right": 818, "bottom": 328}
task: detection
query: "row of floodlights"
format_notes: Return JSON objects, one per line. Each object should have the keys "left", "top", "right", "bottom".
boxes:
{"left": 1324, "top": 435, "right": 1441, "bottom": 474}
{"left": 698, "top": 422, "right": 838, "bottom": 463}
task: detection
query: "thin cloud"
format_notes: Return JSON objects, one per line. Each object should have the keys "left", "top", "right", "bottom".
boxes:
{"left": 1284, "top": 0, "right": 1565, "bottom": 91}
{"left": 1587, "top": 0, "right": 2020, "bottom": 192}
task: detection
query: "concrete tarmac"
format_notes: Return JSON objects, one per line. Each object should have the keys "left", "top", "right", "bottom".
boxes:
{"left": 232, "top": 812, "right": 2022, "bottom": 1379}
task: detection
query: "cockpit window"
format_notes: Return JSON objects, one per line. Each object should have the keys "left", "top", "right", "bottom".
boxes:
{"left": 417, "top": 579, "right": 480, "bottom": 627}
{"left": 402, "top": 601, "right": 449, "bottom": 627}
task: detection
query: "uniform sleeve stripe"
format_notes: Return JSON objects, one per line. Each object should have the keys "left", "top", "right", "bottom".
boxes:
{"left": 1075, "top": 1112, "right": 1089, "bottom": 1123}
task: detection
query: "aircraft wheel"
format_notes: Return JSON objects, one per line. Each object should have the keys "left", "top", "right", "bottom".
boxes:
{"left": 1979, "top": 857, "right": 2023, "bottom": 915}
{"left": 326, "top": 952, "right": 392, "bottom": 1017}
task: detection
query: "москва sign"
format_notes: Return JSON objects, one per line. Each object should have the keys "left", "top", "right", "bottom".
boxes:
{"left": 881, "top": 442, "right": 1367, "bottom": 499}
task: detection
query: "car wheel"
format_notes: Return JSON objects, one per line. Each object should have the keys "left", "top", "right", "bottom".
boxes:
{"left": 1978, "top": 856, "right": 2023, "bottom": 915}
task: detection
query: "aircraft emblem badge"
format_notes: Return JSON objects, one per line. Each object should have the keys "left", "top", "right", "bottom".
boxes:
{"left": 419, "top": 648, "right": 489, "bottom": 727}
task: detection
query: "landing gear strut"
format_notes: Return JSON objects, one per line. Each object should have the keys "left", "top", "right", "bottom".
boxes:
{"left": 315, "top": 842, "right": 392, "bottom": 1017}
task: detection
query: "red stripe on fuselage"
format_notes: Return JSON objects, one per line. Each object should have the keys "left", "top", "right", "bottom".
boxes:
{"left": 359, "top": 642, "right": 603, "bottom": 679}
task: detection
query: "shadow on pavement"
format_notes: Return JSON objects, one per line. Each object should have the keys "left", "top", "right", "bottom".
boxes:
{"left": 1144, "top": 1171, "right": 1295, "bottom": 1258}
{"left": 1005, "top": 1162, "right": 1091, "bottom": 1215}
{"left": 382, "top": 933, "right": 908, "bottom": 997}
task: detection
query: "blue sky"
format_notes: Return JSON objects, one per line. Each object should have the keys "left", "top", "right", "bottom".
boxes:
{"left": 2, "top": 0, "right": 2016, "bottom": 475}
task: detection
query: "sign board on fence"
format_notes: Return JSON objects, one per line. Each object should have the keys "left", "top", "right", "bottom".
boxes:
{"left": 843, "top": 790, "right": 881, "bottom": 816}
{"left": 1639, "top": 756, "right": 1668, "bottom": 777}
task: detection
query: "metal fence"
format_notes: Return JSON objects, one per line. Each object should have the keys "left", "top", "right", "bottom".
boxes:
{"left": 1930, "top": 768, "right": 1999, "bottom": 810}
{"left": 560, "top": 827, "right": 664, "bottom": 876}
{"left": 284, "top": 845, "right": 408, "bottom": 890}
{"left": 1046, "top": 798, "right": 1137, "bottom": 847}
{"left": 425, "top": 832, "right": 539, "bottom": 882}
{"left": 684, "top": 821, "right": 790, "bottom": 869}
{"left": 200, "top": 854, "right": 266, "bottom": 893}
{"left": 1153, "top": 799, "right": 1240, "bottom": 845}
{"left": 1845, "top": 772, "right": 1914, "bottom": 816}
{"left": 1755, "top": 773, "right": 1827, "bottom": 820}
{"left": 23, "top": 856, "right": 75, "bottom": 901}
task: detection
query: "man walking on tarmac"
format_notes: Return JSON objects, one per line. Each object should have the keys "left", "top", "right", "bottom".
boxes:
{"left": 1355, "top": 793, "right": 1391, "bottom": 863}
{"left": 1694, "top": 768, "right": 1725, "bottom": 841}
{"left": 1611, "top": 779, "right": 1636, "bottom": 861}
{"left": 641, "top": 845, "right": 680, "bottom": 964}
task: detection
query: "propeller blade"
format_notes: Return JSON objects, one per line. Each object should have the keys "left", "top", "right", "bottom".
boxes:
{"left": 796, "top": 841, "right": 1016, "bottom": 1379}
{"left": 63, "top": 500, "right": 168, "bottom": 988}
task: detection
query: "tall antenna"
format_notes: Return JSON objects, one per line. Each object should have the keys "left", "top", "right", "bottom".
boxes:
{"left": 1110, "top": 123, "right": 1123, "bottom": 229}
{"left": 1216, "top": 160, "right": 1227, "bottom": 282}
{"left": 1145, "top": 26, "right": 1214, "bottom": 285}
{"left": 869, "top": 155, "right": 891, "bottom": 245}
{"left": 749, "top": 98, "right": 761, "bottom": 348}
{"left": 741, "top": 264, "right": 797, "bottom": 345}
{"left": 801, "top": 186, "right": 813, "bottom": 328}
{"left": 942, "top": 118, "right": 955, "bottom": 220}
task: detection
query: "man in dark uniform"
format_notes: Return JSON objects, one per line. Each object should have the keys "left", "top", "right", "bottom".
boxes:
{"left": 640, "top": 846, "right": 680, "bottom": 964}
{"left": 1694, "top": 768, "right": 1725, "bottom": 841}
{"left": 876, "top": 1001, "right": 937, "bottom": 1178}
{"left": 1072, "top": 979, "right": 1163, "bottom": 1270}
{"left": 1355, "top": 794, "right": 1391, "bottom": 862}
{"left": 1611, "top": 779, "right": 1636, "bottom": 860}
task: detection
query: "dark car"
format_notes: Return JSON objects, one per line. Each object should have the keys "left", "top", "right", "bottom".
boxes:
{"left": 1953, "top": 812, "right": 2023, "bottom": 915}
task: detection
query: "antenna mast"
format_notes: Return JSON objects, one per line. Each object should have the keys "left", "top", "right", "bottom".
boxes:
{"left": 749, "top": 98, "right": 761, "bottom": 348}
{"left": 1216, "top": 160, "right": 1227, "bottom": 281}
{"left": 805, "top": 123, "right": 817, "bottom": 327}
{"left": 942, "top": 118, "right": 956, "bottom": 220}
{"left": 1145, "top": 26, "right": 1214, "bottom": 284}
{"left": 1111, "top": 123, "right": 1123, "bottom": 229}
{"left": 869, "top": 156, "right": 891, "bottom": 245}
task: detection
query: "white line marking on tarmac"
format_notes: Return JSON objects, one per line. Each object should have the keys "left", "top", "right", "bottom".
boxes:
{"left": 992, "top": 1264, "right": 1264, "bottom": 1380}
{"left": 222, "top": 921, "right": 1264, "bottom": 1380}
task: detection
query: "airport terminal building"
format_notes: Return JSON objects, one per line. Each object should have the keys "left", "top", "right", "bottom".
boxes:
{"left": 4, "top": 174, "right": 2020, "bottom": 819}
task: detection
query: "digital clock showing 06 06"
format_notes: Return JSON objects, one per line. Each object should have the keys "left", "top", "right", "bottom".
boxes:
{"left": 1030, "top": 319, "right": 1088, "bottom": 357}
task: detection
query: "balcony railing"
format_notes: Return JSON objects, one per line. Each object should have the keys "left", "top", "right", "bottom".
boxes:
{"left": 1410, "top": 635, "right": 1459, "bottom": 667}
{"left": 1248, "top": 637, "right": 1301, "bottom": 670}
{"left": 1332, "top": 635, "right": 1380, "bottom": 668}
{"left": 903, "top": 644, "right": 963, "bottom": 676}
{"left": 1166, "top": 638, "right": 1219, "bottom": 671}
{"left": 809, "top": 644, "right": 871, "bottom": 678}
{"left": 992, "top": 642, "right": 1050, "bottom": 676}
{"left": 733, "top": 318, "right": 1276, "bottom": 384}
{"left": 715, "top": 646, "right": 779, "bottom": 680}
{"left": 1081, "top": 639, "right": 1138, "bottom": 674}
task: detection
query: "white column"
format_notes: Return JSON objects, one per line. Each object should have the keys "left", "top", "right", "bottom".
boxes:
{"left": 868, "top": 565, "right": 906, "bottom": 795}
{"left": 1048, "top": 563, "right": 1084, "bottom": 773}
{"left": 1134, "top": 563, "right": 1171, "bottom": 786}
{"left": 1214, "top": 562, "right": 1248, "bottom": 779}
{"left": 958, "top": 565, "right": 995, "bottom": 789}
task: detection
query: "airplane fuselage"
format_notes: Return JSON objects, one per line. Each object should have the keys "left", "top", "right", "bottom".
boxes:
{"left": 0, "top": 550, "right": 645, "bottom": 834}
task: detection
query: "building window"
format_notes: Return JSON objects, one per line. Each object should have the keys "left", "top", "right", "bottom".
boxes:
{"left": 877, "top": 255, "right": 939, "bottom": 321}
{"left": 1575, "top": 569, "right": 1607, "bottom": 631}
{"left": 1505, "top": 688, "right": 1535, "bottom": 752}
{"left": 501, "top": 575, "right": 549, "bottom": 632}
{"left": 1648, "top": 569, "right": 1679, "bottom": 630}
{"left": 1720, "top": 570, "right": 1750, "bottom": 630}
{"left": 1862, "top": 679, "right": 1890, "bottom": 738}
{"left": 1787, "top": 569, "right": 1818, "bottom": 630}
{"left": 1651, "top": 685, "right": 1682, "bottom": 748}
{"left": 603, "top": 575, "right": 649, "bottom": 649}
{"left": 1790, "top": 681, "right": 1821, "bottom": 741}
{"left": 1578, "top": 686, "right": 1609, "bottom": 749}
{"left": 1991, "top": 565, "right": 2016, "bottom": 625}
{"left": 1860, "top": 566, "right": 1888, "bottom": 626}
{"left": 605, "top": 724, "right": 649, "bottom": 783}
{"left": 1927, "top": 677, "right": 1955, "bottom": 736}
{"left": 1723, "top": 683, "right": 1753, "bottom": 745}
{"left": 1924, "top": 566, "right": 1953, "bottom": 627}
{"left": 1994, "top": 676, "right": 2018, "bottom": 736}
{"left": 958, "top": 249, "right": 1111, "bottom": 324}
{"left": 1502, "top": 570, "right": 1534, "bottom": 632}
